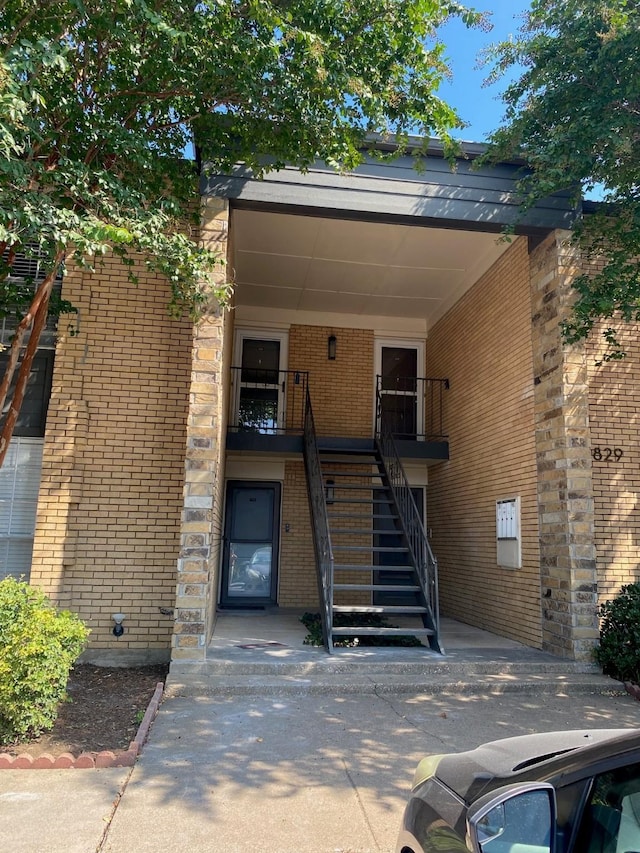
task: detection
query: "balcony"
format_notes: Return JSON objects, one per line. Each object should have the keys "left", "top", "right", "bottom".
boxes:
{"left": 226, "top": 367, "right": 308, "bottom": 453}
{"left": 226, "top": 367, "right": 448, "bottom": 461}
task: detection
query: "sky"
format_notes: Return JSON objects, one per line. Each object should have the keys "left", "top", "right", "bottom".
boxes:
{"left": 436, "top": 0, "right": 533, "bottom": 144}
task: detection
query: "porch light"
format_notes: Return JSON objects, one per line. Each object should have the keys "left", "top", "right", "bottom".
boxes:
{"left": 327, "top": 334, "right": 337, "bottom": 360}
{"left": 325, "top": 479, "right": 335, "bottom": 504}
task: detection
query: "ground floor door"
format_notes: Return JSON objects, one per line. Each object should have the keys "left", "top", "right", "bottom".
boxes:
{"left": 373, "top": 487, "right": 424, "bottom": 606}
{"left": 220, "top": 481, "right": 280, "bottom": 607}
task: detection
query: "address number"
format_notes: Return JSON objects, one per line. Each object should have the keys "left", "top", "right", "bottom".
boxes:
{"left": 591, "top": 447, "right": 623, "bottom": 462}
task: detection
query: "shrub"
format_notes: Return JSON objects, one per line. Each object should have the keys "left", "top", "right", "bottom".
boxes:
{"left": 0, "top": 577, "right": 89, "bottom": 744}
{"left": 594, "top": 582, "right": 640, "bottom": 684}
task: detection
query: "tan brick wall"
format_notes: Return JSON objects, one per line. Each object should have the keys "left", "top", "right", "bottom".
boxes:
{"left": 278, "top": 460, "right": 318, "bottom": 607}
{"left": 587, "top": 321, "right": 640, "bottom": 602}
{"left": 426, "top": 238, "right": 543, "bottom": 648}
{"left": 288, "top": 325, "right": 373, "bottom": 436}
{"left": 31, "top": 255, "right": 192, "bottom": 654}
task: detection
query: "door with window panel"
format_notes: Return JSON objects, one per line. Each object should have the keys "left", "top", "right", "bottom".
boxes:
{"left": 236, "top": 337, "right": 285, "bottom": 434}
{"left": 378, "top": 345, "right": 421, "bottom": 439}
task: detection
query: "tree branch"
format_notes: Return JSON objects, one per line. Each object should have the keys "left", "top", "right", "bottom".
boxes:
{"left": 0, "top": 250, "right": 65, "bottom": 467}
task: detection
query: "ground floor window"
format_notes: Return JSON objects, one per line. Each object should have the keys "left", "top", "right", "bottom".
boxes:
{"left": 0, "top": 437, "right": 44, "bottom": 581}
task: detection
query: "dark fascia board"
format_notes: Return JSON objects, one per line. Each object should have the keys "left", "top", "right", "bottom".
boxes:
{"left": 202, "top": 144, "right": 578, "bottom": 233}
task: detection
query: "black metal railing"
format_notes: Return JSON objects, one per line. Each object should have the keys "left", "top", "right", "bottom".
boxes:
{"left": 228, "top": 367, "right": 309, "bottom": 434}
{"left": 375, "top": 375, "right": 448, "bottom": 441}
{"left": 302, "top": 387, "right": 334, "bottom": 653}
{"left": 375, "top": 401, "right": 441, "bottom": 651}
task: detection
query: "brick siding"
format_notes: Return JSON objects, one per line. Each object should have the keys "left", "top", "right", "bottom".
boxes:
{"left": 426, "top": 238, "right": 543, "bottom": 649}
{"left": 30, "top": 255, "right": 192, "bottom": 654}
{"left": 587, "top": 320, "right": 640, "bottom": 602}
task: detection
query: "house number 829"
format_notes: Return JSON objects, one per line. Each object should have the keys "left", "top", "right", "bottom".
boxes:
{"left": 591, "top": 447, "right": 623, "bottom": 462}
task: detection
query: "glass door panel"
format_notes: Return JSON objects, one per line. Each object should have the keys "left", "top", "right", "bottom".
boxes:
{"left": 235, "top": 337, "right": 284, "bottom": 434}
{"left": 221, "top": 482, "right": 280, "bottom": 606}
{"left": 380, "top": 346, "right": 419, "bottom": 438}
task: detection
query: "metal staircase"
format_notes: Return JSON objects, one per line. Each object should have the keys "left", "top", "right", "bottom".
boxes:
{"left": 319, "top": 444, "right": 441, "bottom": 651}
{"left": 303, "top": 388, "right": 442, "bottom": 653}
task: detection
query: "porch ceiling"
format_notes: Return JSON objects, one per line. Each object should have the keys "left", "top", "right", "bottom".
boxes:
{"left": 231, "top": 207, "right": 513, "bottom": 328}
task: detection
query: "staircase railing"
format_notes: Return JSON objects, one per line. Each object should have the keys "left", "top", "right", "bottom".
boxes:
{"left": 302, "top": 387, "right": 334, "bottom": 653}
{"left": 375, "top": 409, "right": 441, "bottom": 652}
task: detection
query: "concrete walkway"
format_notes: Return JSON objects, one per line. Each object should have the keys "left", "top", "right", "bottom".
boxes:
{"left": 2, "top": 615, "right": 640, "bottom": 853}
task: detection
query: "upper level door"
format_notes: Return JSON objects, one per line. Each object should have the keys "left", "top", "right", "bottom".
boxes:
{"left": 374, "top": 340, "right": 424, "bottom": 439}
{"left": 233, "top": 330, "right": 288, "bottom": 434}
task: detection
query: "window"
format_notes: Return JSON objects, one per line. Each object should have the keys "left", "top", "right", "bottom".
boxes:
{"left": 0, "top": 437, "right": 44, "bottom": 582}
{"left": 576, "top": 762, "right": 640, "bottom": 853}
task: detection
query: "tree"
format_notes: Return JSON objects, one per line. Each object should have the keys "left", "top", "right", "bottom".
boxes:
{"left": 0, "top": 0, "right": 482, "bottom": 465}
{"left": 484, "top": 0, "right": 640, "bottom": 360}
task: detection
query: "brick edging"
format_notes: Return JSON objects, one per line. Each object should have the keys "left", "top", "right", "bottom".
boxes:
{"left": 0, "top": 681, "right": 164, "bottom": 770}
{"left": 625, "top": 682, "right": 640, "bottom": 702}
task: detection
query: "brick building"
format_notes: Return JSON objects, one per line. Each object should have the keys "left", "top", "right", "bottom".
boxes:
{"left": 2, "top": 140, "right": 636, "bottom": 664}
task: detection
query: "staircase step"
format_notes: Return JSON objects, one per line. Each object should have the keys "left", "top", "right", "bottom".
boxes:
{"left": 333, "top": 605, "right": 428, "bottom": 614}
{"left": 329, "top": 498, "right": 394, "bottom": 505}
{"left": 327, "top": 483, "right": 388, "bottom": 491}
{"left": 318, "top": 458, "right": 378, "bottom": 466}
{"left": 332, "top": 626, "right": 434, "bottom": 637}
{"left": 330, "top": 528, "right": 395, "bottom": 536}
{"left": 333, "top": 545, "right": 408, "bottom": 552}
{"left": 321, "top": 471, "right": 382, "bottom": 478}
{"left": 334, "top": 564, "right": 413, "bottom": 571}
{"left": 328, "top": 513, "right": 399, "bottom": 520}
{"left": 334, "top": 583, "right": 420, "bottom": 592}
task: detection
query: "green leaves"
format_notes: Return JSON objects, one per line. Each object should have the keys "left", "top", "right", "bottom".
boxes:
{"left": 0, "top": 0, "right": 481, "bottom": 309}
{"left": 484, "top": 0, "right": 640, "bottom": 360}
{"left": 0, "top": 0, "right": 482, "bottom": 456}
{"left": 594, "top": 582, "right": 640, "bottom": 683}
{"left": 0, "top": 578, "right": 89, "bottom": 743}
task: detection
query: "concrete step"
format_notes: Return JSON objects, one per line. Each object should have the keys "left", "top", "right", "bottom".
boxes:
{"left": 165, "top": 670, "right": 623, "bottom": 699}
{"left": 169, "top": 657, "right": 605, "bottom": 678}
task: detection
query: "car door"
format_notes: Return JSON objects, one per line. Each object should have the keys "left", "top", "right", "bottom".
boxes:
{"left": 569, "top": 761, "right": 640, "bottom": 852}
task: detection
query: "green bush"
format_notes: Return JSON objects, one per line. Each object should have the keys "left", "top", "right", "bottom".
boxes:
{"left": 594, "top": 582, "right": 640, "bottom": 683}
{"left": 0, "top": 577, "right": 89, "bottom": 744}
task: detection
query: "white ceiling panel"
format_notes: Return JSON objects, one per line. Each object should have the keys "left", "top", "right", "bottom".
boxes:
{"left": 231, "top": 208, "right": 512, "bottom": 328}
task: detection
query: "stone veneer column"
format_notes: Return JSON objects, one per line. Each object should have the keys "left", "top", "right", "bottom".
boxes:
{"left": 530, "top": 231, "right": 599, "bottom": 661}
{"left": 172, "top": 198, "right": 230, "bottom": 661}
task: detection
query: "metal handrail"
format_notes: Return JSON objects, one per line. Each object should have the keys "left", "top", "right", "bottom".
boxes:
{"left": 302, "top": 387, "right": 334, "bottom": 653}
{"left": 375, "top": 395, "right": 441, "bottom": 651}
{"left": 375, "top": 375, "right": 448, "bottom": 440}
{"left": 228, "top": 367, "right": 309, "bottom": 434}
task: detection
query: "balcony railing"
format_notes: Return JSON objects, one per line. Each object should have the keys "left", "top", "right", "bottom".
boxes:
{"left": 375, "top": 375, "right": 448, "bottom": 441}
{"left": 228, "top": 367, "right": 309, "bottom": 434}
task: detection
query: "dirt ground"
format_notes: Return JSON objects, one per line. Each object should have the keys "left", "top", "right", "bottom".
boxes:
{"left": 1, "top": 664, "right": 169, "bottom": 757}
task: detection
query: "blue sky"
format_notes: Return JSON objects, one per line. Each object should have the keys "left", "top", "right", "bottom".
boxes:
{"left": 437, "top": 1, "right": 532, "bottom": 143}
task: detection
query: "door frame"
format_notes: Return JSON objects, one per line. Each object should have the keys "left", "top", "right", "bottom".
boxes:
{"left": 373, "top": 338, "right": 425, "bottom": 437}
{"left": 232, "top": 329, "right": 289, "bottom": 433}
{"left": 219, "top": 480, "right": 281, "bottom": 608}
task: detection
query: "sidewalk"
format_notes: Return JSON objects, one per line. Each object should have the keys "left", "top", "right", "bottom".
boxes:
{"left": 2, "top": 617, "right": 640, "bottom": 853}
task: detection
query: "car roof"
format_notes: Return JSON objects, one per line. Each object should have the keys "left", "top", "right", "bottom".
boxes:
{"left": 435, "top": 729, "right": 640, "bottom": 803}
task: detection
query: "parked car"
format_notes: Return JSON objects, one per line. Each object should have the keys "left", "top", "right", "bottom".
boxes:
{"left": 396, "top": 728, "right": 640, "bottom": 853}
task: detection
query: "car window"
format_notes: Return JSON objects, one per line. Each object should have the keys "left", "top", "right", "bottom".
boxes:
{"left": 575, "top": 762, "right": 640, "bottom": 853}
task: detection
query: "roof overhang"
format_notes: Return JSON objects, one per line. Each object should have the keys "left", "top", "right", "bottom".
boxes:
{"left": 203, "top": 145, "right": 577, "bottom": 331}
